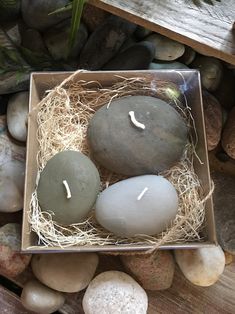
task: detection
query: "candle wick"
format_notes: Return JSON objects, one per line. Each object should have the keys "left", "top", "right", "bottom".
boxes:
{"left": 63, "top": 180, "right": 72, "bottom": 199}
{"left": 137, "top": 187, "right": 148, "bottom": 201}
{"left": 129, "top": 111, "right": 145, "bottom": 130}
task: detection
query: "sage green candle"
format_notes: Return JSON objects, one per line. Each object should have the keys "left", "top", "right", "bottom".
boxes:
{"left": 37, "top": 150, "right": 100, "bottom": 225}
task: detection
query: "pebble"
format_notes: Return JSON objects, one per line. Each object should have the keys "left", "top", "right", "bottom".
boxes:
{"left": 44, "top": 21, "right": 88, "bottom": 60}
{"left": 95, "top": 175, "right": 178, "bottom": 237}
{"left": 0, "top": 223, "right": 31, "bottom": 277}
{"left": 146, "top": 33, "right": 185, "bottom": 61}
{"left": 178, "top": 46, "right": 196, "bottom": 65}
{"left": 202, "top": 91, "right": 222, "bottom": 151}
{"left": 21, "top": 280, "right": 65, "bottom": 314}
{"left": 212, "top": 172, "right": 235, "bottom": 254}
{"left": 21, "top": 28, "right": 48, "bottom": 54}
{"left": 37, "top": 151, "right": 100, "bottom": 225}
{"left": 79, "top": 15, "right": 136, "bottom": 70}
{"left": 221, "top": 107, "right": 235, "bottom": 159}
{"left": 214, "top": 67, "right": 235, "bottom": 110}
{"left": 121, "top": 250, "right": 175, "bottom": 290}
{"left": 31, "top": 253, "right": 99, "bottom": 293}
{"left": 149, "top": 61, "right": 188, "bottom": 70}
{"left": 88, "top": 95, "right": 188, "bottom": 176}
{"left": 175, "top": 246, "right": 225, "bottom": 287}
{"left": 82, "top": 3, "right": 110, "bottom": 32}
{"left": 21, "top": 0, "right": 71, "bottom": 31}
{"left": 103, "top": 41, "right": 155, "bottom": 70}
{"left": 191, "top": 56, "right": 223, "bottom": 92}
{"left": 134, "top": 25, "right": 152, "bottom": 39}
{"left": 0, "top": 160, "right": 25, "bottom": 213}
{"left": 0, "top": 115, "right": 26, "bottom": 165}
{"left": 7, "top": 91, "right": 29, "bottom": 142}
{"left": 82, "top": 271, "right": 148, "bottom": 314}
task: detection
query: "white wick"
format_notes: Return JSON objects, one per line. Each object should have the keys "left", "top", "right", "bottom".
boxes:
{"left": 129, "top": 111, "right": 145, "bottom": 130}
{"left": 137, "top": 187, "right": 148, "bottom": 201}
{"left": 63, "top": 180, "right": 71, "bottom": 199}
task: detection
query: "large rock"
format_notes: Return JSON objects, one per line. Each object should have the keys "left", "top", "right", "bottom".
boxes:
{"left": 44, "top": 20, "right": 88, "bottom": 60}
{"left": 103, "top": 41, "right": 155, "bottom": 70}
{"left": 146, "top": 33, "right": 185, "bottom": 61}
{"left": 212, "top": 172, "right": 235, "bottom": 254}
{"left": 191, "top": 56, "right": 223, "bottom": 92}
{"left": 0, "top": 223, "right": 31, "bottom": 277}
{"left": 82, "top": 271, "right": 148, "bottom": 314}
{"left": 21, "top": 280, "right": 65, "bottom": 314}
{"left": 95, "top": 175, "right": 178, "bottom": 237}
{"left": 21, "top": 0, "right": 71, "bottom": 31}
{"left": 121, "top": 250, "right": 175, "bottom": 290}
{"left": 88, "top": 95, "right": 188, "bottom": 176}
{"left": 202, "top": 91, "right": 222, "bottom": 151}
{"left": 175, "top": 246, "right": 225, "bottom": 287}
{"left": 7, "top": 91, "right": 29, "bottom": 142}
{"left": 31, "top": 253, "right": 99, "bottom": 293}
{"left": 221, "top": 107, "right": 235, "bottom": 159}
{"left": 79, "top": 15, "right": 136, "bottom": 70}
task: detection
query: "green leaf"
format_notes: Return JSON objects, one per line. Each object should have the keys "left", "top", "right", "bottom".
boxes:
{"left": 48, "top": 2, "right": 72, "bottom": 15}
{"left": 68, "top": 0, "right": 86, "bottom": 58}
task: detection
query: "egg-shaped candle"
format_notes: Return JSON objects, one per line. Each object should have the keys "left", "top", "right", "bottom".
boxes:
{"left": 95, "top": 175, "right": 178, "bottom": 237}
{"left": 37, "top": 150, "right": 100, "bottom": 225}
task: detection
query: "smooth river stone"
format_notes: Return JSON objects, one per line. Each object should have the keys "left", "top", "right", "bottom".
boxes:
{"left": 203, "top": 91, "right": 222, "bottom": 151}
{"left": 37, "top": 150, "right": 100, "bottom": 225}
{"left": 95, "top": 175, "right": 178, "bottom": 237}
{"left": 82, "top": 271, "right": 148, "bottom": 314}
{"left": 0, "top": 223, "right": 31, "bottom": 277}
{"left": 88, "top": 95, "right": 188, "bottom": 176}
{"left": 146, "top": 33, "right": 185, "bottom": 61}
{"left": 175, "top": 246, "right": 225, "bottom": 287}
{"left": 79, "top": 15, "right": 136, "bottom": 70}
{"left": 7, "top": 91, "right": 29, "bottom": 142}
{"left": 0, "top": 160, "right": 25, "bottom": 213}
{"left": 31, "top": 253, "right": 99, "bottom": 293}
{"left": 21, "top": 280, "right": 65, "bottom": 314}
{"left": 191, "top": 56, "right": 223, "bottom": 92}
{"left": 0, "top": 115, "right": 26, "bottom": 165}
{"left": 103, "top": 41, "right": 155, "bottom": 70}
{"left": 149, "top": 61, "right": 188, "bottom": 70}
{"left": 212, "top": 172, "right": 235, "bottom": 254}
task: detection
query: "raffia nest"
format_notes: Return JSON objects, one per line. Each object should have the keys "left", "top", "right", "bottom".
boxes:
{"left": 29, "top": 71, "right": 212, "bottom": 250}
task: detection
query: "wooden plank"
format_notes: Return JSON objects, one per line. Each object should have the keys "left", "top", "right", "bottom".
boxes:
{"left": 89, "top": 0, "right": 235, "bottom": 65}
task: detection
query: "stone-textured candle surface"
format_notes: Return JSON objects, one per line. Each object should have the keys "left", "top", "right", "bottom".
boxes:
{"left": 88, "top": 95, "right": 188, "bottom": 176}
{"left": 37, "top": 150, "right": 100, "bottom": 225}
{"left": 95, "top": 175, "right": 178, "bottom": 237}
